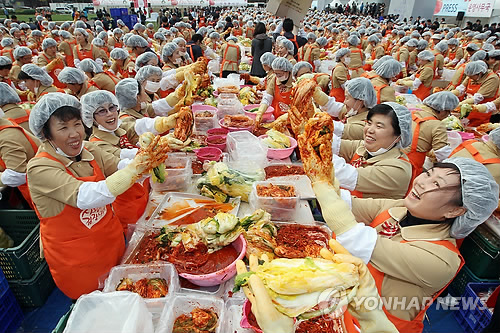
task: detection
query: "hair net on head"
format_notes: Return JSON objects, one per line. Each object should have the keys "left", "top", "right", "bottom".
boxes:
{"left": 347, "top": 35, "right": 360, "bottom": 46}
{"left": 79, "top": 58, "right": 103, "bottom": 74}
{"left": 482, "top": 43, "right": 494, "bottom": 52}
{"left": 13, "top": 47, "right": 31, "bottom": 60}
{"left": 345, "top": 77, "right": 377, "bottom": 108}
{"left": 154, "top": 32, "right": 166, "bottom": 41}
{"left": 489, "top": 50, "right": 500, "bottom": 58}
{"left": 292, "top": 61, "right": 313, "bottom": 77}
{"left": 74, "top": 28, "right": 89, "bottom": 39}
{"left": 173, "top": 37, "right": 186, "bottom": 45}
{"left": 275, "top": 35, "right": 286, "bottom": 43}
{"left": 271, "top": 57, "right": 293, "bottom": 72}
{"left": 29, "top": 92, "right": 82, "bottom": 140}
{"left": 465, "top": 60, "right": 488, "bottom": 76}
{"left": 21, "top": 64, "right": 53, "bottom": 86}
{"left": 9, "top": 27, "right": 19, "bottom": 35}
{"left": 335, "top": 48, "right": 351, "bottom": 61}
{"left": 279, "top": 39, "right": 294, "bottom": 54}
{"left": 406, "top": 38, "right": 418, "bottom": 47}
{"left": 368, "top": 35, "right": 380, "bottom": 43}
{"left": 260, "top": 52, "right": 276, "bottom": 66}
{"left": 417, "top": 40, "right": 428, "bottom": 51}
{"left": 31, "top": 30, "right": 43, "bottom": 37}
{"left": 115, "top": 78, "right": 140, "bottom": 109}
{"left": 80, "top": 90, "right": 119, "bottom": 127}
{"left": 110, "top": 48, "right": 129, "bottom": 60}
{"left": 60, "top": 30, "right": 72, "bottom": 39}
{"left": 209, "top": 32, "right": 220, "bottom": 39}
{"left": 307, "top": 32, "right": 317, "bottom": 40}
{"left": 417, "top": 50, "right": 435, "bottom": 61}
{"left": 161, "top": 42, "right": 178, "bottom": 61}
{"left": 227, "top": 36, "right": 238, "bottom": 42}
{"left": 317, "top": 37, "right": 327, "bottom": 47}
{"left": 135, "top": 52, "right": 158, "bottom": 70}
{"left": 441, "top": 157, "right": 499, "bottom": 238}
{"left": 97, "top": 31, "right": 108, "bottom": 40}
{"left": 117, "top": 19, "right": 125, "bottom": 26}
{"left": 1, "top": 38, "right": 13, "bottom": 47}
{"left": 126, "top": 35, "right": 148, "bottom": 48}
{"left": 435, "top": 41, "right": 448, "bottom": 53}
{"left": 57, "top": 67, "right": 86, "bottom": 85}
{"left": 135, "top": 64, "right": 162, "bottom": 83}
{"left": 488, "top": 127, "right": 500, "bottom": 149}
{"left": 470, "top": 50, "right": 486, "bottom": 61}
{"left": 0, "top": 82, "right": 20, "bottom": 105}
{"left": 372, "top": 55, "right": 392, "bottom": 70}
{"left": 423, "top": 91, "right": 459, "bottom": 112}
{"left": 0, "top": 56, "right": 12, "bottom": 66}
{"left": 375, "top": 58, "right": 402, "bottom": 79}
{"left": 96, "top": 26, "right": 104, "bottom": 34}
{"left": 133, "top": 23, "right": 144, "bottom": 31}
{"left": 60, "top": 22, "right": 70, "bottom": 30}
{"left": 411, "top": 31, "right": 421, "bottom": 38}
{"left": 92, "top": 38, "right": 105, "bottom": 47}
{"left": 113, "top": 28, "right": 123, "bottom": 35}
{"left": 382, "top": 102, "right": 412, "bottom": 148}
{"left": 467, "top": 43, "right": 480, "bottom": 51}
{"left": 399, "top": 36, "right": 410, "bottom": 44}
{"left": 448, "top": 38, "right": 459, "bottom": 46}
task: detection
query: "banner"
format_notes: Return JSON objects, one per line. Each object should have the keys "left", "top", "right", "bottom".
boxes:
{"left": 466, "top": 0, "right": 495, "bottom": 17}
{"left": 434, "top": 0, "right": 469, "bottom": 16}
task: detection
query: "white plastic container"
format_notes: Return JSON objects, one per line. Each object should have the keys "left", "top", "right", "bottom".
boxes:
{"left": 150, "top": 156, "right": 192, "bottom": 192}
{"left": 224, "top": 298, "right": 254, "bottom": 333}
{"left": 216, "top": 93, "right": 243, "bottom": 119}
{"left": 226, "top": 131, "right": 268, "bottom": 173}
{"left": 193, "top": 105, "right": 217, "bottom": 133}
{"left": 249, "top": 181, "right": 299, "bottom": 221}
{"left": 156, "top": 294, "right": 226, "bottom": 333}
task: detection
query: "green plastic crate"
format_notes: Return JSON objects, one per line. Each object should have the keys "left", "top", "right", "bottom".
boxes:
{"left": 460, "top": 223, "right": 500, "bottom": 279}
{"left": 449, "top": 264, "right": 500, "bottom": 297}
{"left": 8, "top": 261, "right": 55, "bottom": 308}
{"left": 52, "top": 305, "right": 73, "bottom": 333}
{"left": 0, "top": 209, "right": 43, "bottom": 280}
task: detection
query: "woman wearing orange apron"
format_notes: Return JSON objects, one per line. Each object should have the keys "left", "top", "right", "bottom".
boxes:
{"left": 219, "top": 36, "right": 241, "bottom": 78}
{"left": 110, "top": 48, "right": 134, "bottom": 80}
{"left": 18, "top": 64, "right": 61, "bottom": 103}
{"left": 58, "top": 31, "right": 76, "bottom": 68}
{"left": 73, "top": 28, "right": 96, "bottom": 65}
{"left": 255, "top": 57, "right": 293, "bottom": 124}
{"left": 329, "top": 48, "right": 351, "bottom": 103}
{"left": 347, "top": 35, "right": 365, "bottom": 78}
{"left": 38, "top": 38, "right": 65, "bottom": 89}
{"left": 301, "top": 133, "right": 497, "bottom": 333}
{"left": 363, "top": 35, "right": 384, "bottom": 72}
{"left": 57, "top": 67, "right": 99, "bottom": 100}
{"left": 369, "top": 58, "right": 402, "bottom": 104}
{"left": 159, "top": 42, "right": 183, "bottom": 98}
{"left": 26, "top": 92, "right": 168, "bottom": 299}
{"left": 397, "top": 50, "right": 435, "bottom": 101}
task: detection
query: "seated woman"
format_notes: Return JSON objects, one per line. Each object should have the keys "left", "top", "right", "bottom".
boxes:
{"left": 135, "top": 52, "right": 159, "bottom": 73}
{"left": 9, "top": 46, "right": 32, "bottom": 88}
{"left": 79, "top": 58, "right": 119, "bottom": 93}
{"left": 397, "top": 50, "right": 435, "bottom": 101}
{"left": 0, "top": 81, "right": 32, "bottom": 132}
{"left": 58, "top": 67, "right": 98, "bottom": 100}
{"left": 73, "top": 28, "right": 108, "bottom": 66}
{"left": 331, "top": 102, "right": 414, "bottom": 199}
{"left": 162, "top": 42, "right": 183, "bottom": 71}
{"left": 109, "top": 48, "right": 135, "bottom": 79}
{"left": 299, "top": 122, "right": 498, "bottom": 332}
{"left": 135, "top": 65, "right": 163, "bottom": 102}
{"left": 18, "top": 64, "right": 60, "bottom": 102}
{"left": 0, "top": 82, "right": 40, "bottom": 205}
{"left": 37, "top": 38, "right": 65, "bottom": 89}
{"left": 329, "top": 48, "right": 351, "bottom": 103}
{"left": 27, "top": 93, "right": 168, "bottom": 299}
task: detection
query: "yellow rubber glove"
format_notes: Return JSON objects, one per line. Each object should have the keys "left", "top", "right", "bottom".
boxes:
{"left": 154, "top": 113, "right": 178, "bottom": 133}
{"left": 46, "top": 58, "right": 60, "bottom": 72}
{"left": 320, "top": 240, "right": 399, "bottom": 333}
{"left": 473, "top": 104, "right": 488, "bottom": 113}
{"left": 236, "top": 255, "right": 294, "bottom": 333}
{"left": 313, "top": 86, "right": 329, "bottom": 106}
{"left": 462, "top": 98, "right": 474, "bottom": 105}
{"left": 255, "top": 103, "right": 269, "bottom": 126}
{"left": 164, "top": 133, "right": 191, "bottom": 150}
{"left": 451, "top": 89, "right": 461, "bottom": 96}
{"left": 165, "top": 81, "right": 187, "bottom": 110}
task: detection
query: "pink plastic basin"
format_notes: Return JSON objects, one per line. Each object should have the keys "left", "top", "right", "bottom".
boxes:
{"left": 243, "top": 104, "right": 274, "bottom": 122}
{"left": 207, "top": 127, "right": 229, "bottom": 136}
{"left": 179, "top": 235, "right": 247, "bottom": 287}
{"left": 458, "top": 131, "right": 474, "bottom": 141}
{"left": 241, "top": 299, "right": 263, "bottom": 333}
{"left": 195, "top": 146, "right": 223, "bottom": 162}
{"left": 259, "top": 135, "right": 297, "bottom": 159}
{"left": 483, "top": 134, "right": 490, "bottom": 143}
{"left": 206, "top": 135, "right": 227, "bottom": 151}
{"left": 219, "top": 118, "right": 254, "bottom": 132}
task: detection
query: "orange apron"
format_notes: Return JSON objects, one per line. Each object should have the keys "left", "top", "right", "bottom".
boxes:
{"left": 305, "top": 45, "right": 319, "bottom": 71}
{"left": 0, "top": 48, "right": 14, "bottom": 60}
{"left": 8, "top": 108, "right": 31, "bottom": 127}
{"left": 220, "top": 44, "right": 239, "bottom": 77}
{"left": 406, "top": 114, "right": 438, "bottom": 176}
{"left": 362, "top": 72, "right": 378, "bottom": 80}
{"left": 363, "top": 49, "right": 376, "bottom": 71}
{"left": 365, "top": 210, "right": 465, "bottom": 333}
{"left": 413, "top": 71, "right": 432, "bottom": 101}
{"left": 329, "top": 64, "right": 350, "bottom": 102}
{"left": 32, "top": 151, "right": 125, "bottom": 300}
{"left": 232, "top": 28, "right": 242, "bottom": 36}
{"left": 76, "top": 44, "right": 94, "bottom": 61}
{"left": 374, "top": 83, "right": 388, "bottom": 104}
{"left": 348, "top": 49, "right": 364, "bottom": 73}
{"left": 64, "top": 40, "right": 76, "bottom": 67}
{"left": 113, "top": 38, "right": 123, "bottom": 49}
{"left": 464, "top": 73, "right": 498, "bottom": 126}
{"left": 451, "top": 140, "right": 500, "bottom": 164}
{"left": 104, "top": 70, "right": 120, "bottom": 85}
{"left": 271, "top": 76, "right": 292, "bottom": 119}
{"left": 41, "top": 54, "right": 65, "bottom": 89}
{"left": 0, "top": 120, "right": 38, "bottom": 207}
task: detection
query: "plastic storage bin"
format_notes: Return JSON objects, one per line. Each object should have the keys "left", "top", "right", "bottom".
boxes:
{"left": 150, "top": 156, "right": 192, "bottom": 192}
{"left": 0, "top": 289, "right": 23, "bottom": 333}
{"left": 250, "top": 181, "right": 299, "bottom": 221}
{"left": 226, "top": 131, "right": 268, "bottom": 173}
{"left": 156, "top": 294, "right": 226, "bottom": 333}
{"left": 460, "top": 223, "right": 500, "bottom": 279}
{"left": 216, "top": 93, "right": 243, "bottom": 119}
{"left": 449, "top": 264, "right": 500, "bottom": 297}
{"left": 193, "top": 105, "right": 217, "bottom": 133}
{"left": 0, "top": 209, "right": 43, "bottom": 280}
{"left": 454, "top": 282, "right": 499, "bottom": 333}
{"left": 8, "top": 261, "right": 55, "bottom": 308}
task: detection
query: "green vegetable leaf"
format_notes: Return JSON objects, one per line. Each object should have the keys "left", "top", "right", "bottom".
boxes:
{"left": 233, "top": 271, "right": 255, "bottom": 292}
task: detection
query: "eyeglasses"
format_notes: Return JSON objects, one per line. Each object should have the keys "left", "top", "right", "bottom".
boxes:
{"left": 95, "top": 105, "right": 118, "bottom": 117}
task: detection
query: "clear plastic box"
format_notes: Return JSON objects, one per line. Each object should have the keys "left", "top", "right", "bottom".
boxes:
{"left": 226, "top": 131, "right": 268, "bottom": 173}
{"left": 193, "top": 106, "right": 217, "bottom": 133}
{"left": 150, "top": 156, "right": 192, "bottom": 192}
{"left": 221, "top": 275, "right": 246, "bottom": 301}
{"left": 224, "top": 298, "right": 255, "bottom": 333}
{"left": 216, "top": 93, "right": 243, "bottom": 119}
{"left": 156, "top": 294, "right": 226, "bottom": 333}
{"left": 249, "top": 181, "right": 299, "bottom": 221}
{"left": 102, "top": 262, "right": 179, "bottom": 311}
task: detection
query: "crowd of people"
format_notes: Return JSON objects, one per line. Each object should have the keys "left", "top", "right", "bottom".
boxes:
{"left": 0, "top": 5, "right": 500, "bottom": 333}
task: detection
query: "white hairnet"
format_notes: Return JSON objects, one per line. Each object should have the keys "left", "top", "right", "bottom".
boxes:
{"left": 466, "top": 43, "right": 480, "bottom": 51}
{"left": 110, "top": 48, "right": 129, "bottom": 60}
{"left": 74, "top": 28, "right": 89, "bottom": 38}
{"left": 21, "top": 64, "right": 53, "bottom": 86}
{"left": 113, "top": 28, "right": 123, "bottom": 35}
{"left": 79, "top": 58, "right": 102, "bottom": 74}
{"left": 117, "top": 19, "right": 125, "bottom": 26}
{"left": 307, "top": 32, "right": 317, "bottom": 41}
{"left": 57, "top": 67, "right": 86, "bottom": 85}
{"left": 154, "top": 32, "right": 166, "bottom": 41}
{"left": 465, "top": 60, "right": 488, "bottom": 76}
{"left": 173, "top": 37, "right": 186, "bottom": 45}
{"left": 417, "top": 50, "right": 435, "bottom": 61}
{"left": 60, "top": 30, "right": 72, "bottom": 39}
{"left": 74, "top": 21, "right": 86, "bottom": 29}
{"left": 0, "top": 82, "right": 20, "bottom": 105}
{"left": 435, "top": 41, "right": 448, "bottom": 53}
{"left": 135, "top": 52, "right": 158, "bottom": 70}
{"left": 448, "top": 38, "right": 459, "bottom": 46}
{"left": 368, "top": 35, "right": 380, "bottom": 43}
{"left": 423, "top": 91, "right": 459, "bottom": 112}
{"left": 227, "top": 36, "right": 238, "bottom": 42}
{"left": 133, "top": 23, "right": 145, "bottom": 31}
{"left": 80, "top": 90, "right": 119, "bottom": 127}
{"left": 147, "top": 23, "right": 154, "bottom": 29}
{"left": 271, "top": 57, "right": 293, "bottom": 72}
{"left": 375, "top": 58, "right": 402, "bottom": 79}
{"left": 29, "top": 92, "right": 82, "bottom": 140}
{"left": 406, "top": 38, "right": 418, "bottom": 47}
{"left": 13, "top": 47, "right": 31, "bottom": 60}
{"left": 482, "top": 43, "right": 494, "bottom": 52}
{"left": 1, "top": 38, "right": 14, "bottom": 47}
{"left": 382, "top": 102, "right": 412, "bottom": 148}
{"left": 279, "top": 39, "right": 294, "bottom": 54}
{"left": 97, "top": 31, "right": 108, "bottom": 40}
{"left": 0, "top": 56, "right": 12, "bottom": 66}
{"left": 126, "top": 35, "right": 148, "bottom": 48}
{"left": 135, "top": 65, "right": 162, "bottom": 83}
{"left": 443, "top": 157, "right": 499, "bottom": 239}
{"left": 209, "top": 32, "right": 220, "bottom": 39}
{"left": 92, "top": 38, "right": 105, "bottom": 47}
{"left": 115, "top": 78, "right": 139, "bottom": 109}
{"left": 317, "top": 37, "right": 328, "bottom": 47}
{"left": 261, "top": 52, "right": 276, "bottom": 66}
{"left": 489, "top": 50, "right": 500, "bottom": 58}
{"left": 470, "top": 50, "right": 486, "bottom": 61}
{"left": 31, "top": 30, "right": 43, "bottom": 37}
{"left": 417, "top": 40, "right": 428, "bottom": 51}
{"left": 60, "top": 22, "right": 70, "bottom": 30}
{"left": 335, "top": 48, "right": 351, "bottom": 61}
{"left": 345, "top": 77, "right": 377, "bottom": 109}
{"left": 161, "top": 42, "right": 178, "bottom": 61}
{"left": 347, "top": 34, "right": 360, "bottom": 46}
{"left": 292, "top": 61, "right": 313, "bottom": 77}
{"left": 489, "top": 127, "right": 500, "bottom": 148}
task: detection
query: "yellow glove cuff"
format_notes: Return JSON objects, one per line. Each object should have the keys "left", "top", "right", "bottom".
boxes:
{"left": 313, "top": 88, "right": 329, "bottom": 106}
{"left": 105, "top": 163, "right": 139, "bottom": 197}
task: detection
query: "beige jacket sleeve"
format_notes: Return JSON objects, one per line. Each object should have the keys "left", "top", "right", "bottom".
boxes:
{"left": 332, "top": 65, "right": 348, "bottom": 87}
{"left": 419, "top": 67, "right": 434, "bottom": 87}
{"left": 0, "top": 131, "right": 38, "bottom": 172}
{"left": 380, "top": 86, "right": 396, "bottom": 103}
{"left": 355, "top": 159, "right": 412, "bottom": 198}
{"left": 351, "top": 197, "right": 403, "bottom": 225}
{"left": 478, "top": 74, "right": 500, "bottom": 99}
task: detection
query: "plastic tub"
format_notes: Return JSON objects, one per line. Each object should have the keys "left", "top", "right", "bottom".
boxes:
{"left": 483, "top": 135, "right": 490, "bottom": 143}
{"left": 458, "top": 131, "right": 475, "bottom": 141}
{"left": 156, "top": 294, "right": 226, "bottom": 333}
{"left": 447, "top": 131, "right": 463, "bottom": 151}
{"left": 219, "top": 117, "right": 254, "bottom": 132}
{"left": 207, "top": 128, "right": 229, "bottom": 136}
{"left": 193, "top": 105, "right": 217, "bottom": 133}
{"left": 179, "top": 235, "right": 246, "bottom": 287}
{"left": 249, "top": 181, "right": 299, "bottom": 221}
{"left": 241, "top": 300, "right": 263, "bottom": 333}
{"left": 224, "top": 298, "right": 255, "bottom": 333}
{"left": 150, "top": 156, "right": 192, "bottom": 192}
{"left": 243, "top": 104, "right": 274, "bottom": 122}
{"left": 102, "top": 262, "right": 179, "bottom": 309}
{"left": 196, "top": 147, "right": 223, "bottom": 162}
{"left": 206, "top": 135, "right": 227, "bottom": 151}
{"left": 226, "top": 131, "right": 268, "bottom": 173}
{"left": 259, "top": 135, "right": 298, "bottom": 160}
